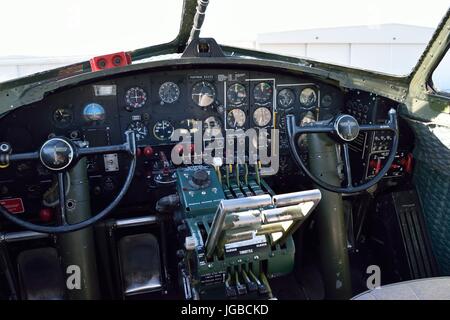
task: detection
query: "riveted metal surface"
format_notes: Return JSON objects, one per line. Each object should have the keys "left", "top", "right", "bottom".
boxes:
{"left": 405, "top": 118, "right": 450, "bottom": 275}
{"left": 414, "top": 161, "right": 450, "bottom": 275}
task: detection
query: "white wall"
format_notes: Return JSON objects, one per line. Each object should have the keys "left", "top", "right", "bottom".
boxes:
{"left": 306, "top": 44, "right": 350, "bottom": 66}
{"left": 256, "top": 25, "right": 450, "bottom": 91}
{"left": 258, "top": 42, "right": 428, "bottom": 76}
{"left": 257, "top": 44, "right": 307, "bottom": 57}
{"left": 257, "top": 42, "right": 450, "bottom": 91}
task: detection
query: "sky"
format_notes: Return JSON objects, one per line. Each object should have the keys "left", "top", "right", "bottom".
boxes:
{"left": 0, "top": 0, "right": 448, "bottom": 57}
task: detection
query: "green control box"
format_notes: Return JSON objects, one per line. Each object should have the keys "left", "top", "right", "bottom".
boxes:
{"left": 176, "top": 165, "right": 225, "bottom": 217}
{"left": 176, "top": 165, "right": 296, "bottom": 299}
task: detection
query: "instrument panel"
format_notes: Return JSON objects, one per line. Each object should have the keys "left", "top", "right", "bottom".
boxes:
{"left": 0, "top": 69, "right": 342, "bottom": 152}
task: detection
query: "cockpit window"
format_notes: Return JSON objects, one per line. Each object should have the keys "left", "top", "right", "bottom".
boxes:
{"left": 202, "top": 0, "right": 449, "bottom": 76}
{"left": 432, "top": 48, "right": 450, "bottom": 93}
{"left": 0, "top": 0, "right": 182, "bottom": 82}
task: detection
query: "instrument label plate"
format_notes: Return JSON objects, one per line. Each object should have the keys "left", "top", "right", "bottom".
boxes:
{"left": 0, "top": 198, "right": 25, "bottom": 214}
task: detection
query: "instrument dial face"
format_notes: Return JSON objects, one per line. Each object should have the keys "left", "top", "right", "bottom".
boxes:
{"left": 52, "top": 108, "right": 73, "bottom": 127}
{"left": 125, "top": 87, "right": 147, "bottom": 110}
{"left": 191, "top": 81, "right": 216, "bottom": 107}
{"left": 127, "top": 121, "right": 148, "bottom": 141}
{"left": 227, "top": 83, "right": 247, "bottom": 105}
{"left": 83, "top": 103, "right": 105, "bottom": 122}
{"left": 159, "top": 82, "right": 180, "bottom": 104}
{"left": 321, "top": 94, "right": 333, "bottom": 107}
{"left": 227, "top": 109, "right": 246, "bottom": 128}
{"left": 203, "top": 116, "right": 222, "bottom": 135}
{"left": 179, "top": 119, "right": 200, "bottom": 134}
{"left": 299, "top": 88, "right": 317, "bottom": 109}
{"left": 277, "top": 88, "right": 295, "bottom": 109}
{"left": 253, "top": 107, "right": 272, "bottom": 127}
{"left": 153, "top": 120, "right": 174, "bottom": 141}
{"left": 253, "top": 82, "right": 273, "bottom": 104}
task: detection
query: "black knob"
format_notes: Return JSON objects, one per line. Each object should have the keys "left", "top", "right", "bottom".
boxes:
{"left": 192, "top": 169, "right": 209, "bottom": 186}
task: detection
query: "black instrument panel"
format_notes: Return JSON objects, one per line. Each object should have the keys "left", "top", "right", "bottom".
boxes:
{"left": 0, "top": 68, "right": 343, "bottom": 152}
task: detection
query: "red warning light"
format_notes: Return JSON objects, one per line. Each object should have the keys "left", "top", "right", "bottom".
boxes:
{"left": 90, "top": 52, "right": 131, "bottom": 72}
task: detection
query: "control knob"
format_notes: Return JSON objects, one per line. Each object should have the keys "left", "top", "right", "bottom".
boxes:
{"left": 192, "top": 169, "right": 210, "bottom": 187}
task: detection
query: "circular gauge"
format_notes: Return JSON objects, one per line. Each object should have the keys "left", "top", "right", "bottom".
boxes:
{"left": 153, "top": 120, "right": 174, "bottom": 141}
{"left": 204, "top": 116, "right": 222, "bottom": 130}
{"left": 203, "top": 116, "right": 222, "bottom": 136}
{"left": 227, "top": 83, "right": 247, "bottom": 105}
{"left": 253, "top": 107, "right": 272, "bottom": 127}
{"left": 52, "top": 108, "right": 73, "bottom": 127}
{"left": 253, "top": 82, "right": 273, "bottom": 104}
{"left": 227, "top": 109, "right": 246, "bottom": 128}
{"left": 192, "top": 81, "right": 216, "bottom": 107}
{"left": 127, "top": 121, "right": 148, "bottom": 141}
{"left": 83, "top": 103, "right": 105, "bottom": 122}
{"left": 299, "top": 88, "right": 317, "bottom": 109}
{"left": 179, "top": 118, "right": 200, "bottom": 134}
{"left": 277, "top": 88, "right": 295, "bottom": 109}
{"left": 159, "top": 82, "right": 180, "bottom": 104}
{"left": 125, "top": 87, "right": 147, "bottom": 110}
{"left": 321, "top": 94, "right": 333, "bottom": 107}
